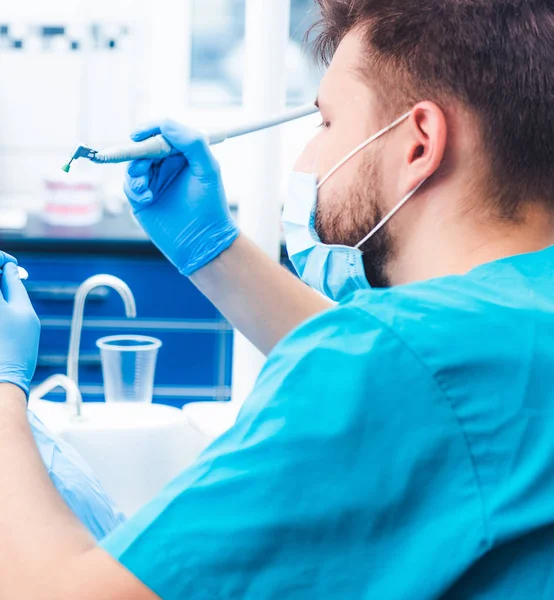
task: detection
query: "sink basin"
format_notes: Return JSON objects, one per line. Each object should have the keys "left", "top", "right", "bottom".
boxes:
{"left": 29, "top": 400, "right": 210, "bottom": 515}
{"left": 183, "top": 401, "right": 239, "bottom": 439}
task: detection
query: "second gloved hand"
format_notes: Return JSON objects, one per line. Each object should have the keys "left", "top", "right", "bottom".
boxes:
{"left": 124, "top": 120, "right": 239, "bottom": 276}
{"left": 0, "top": 255, "right": 40, "bottom": 396}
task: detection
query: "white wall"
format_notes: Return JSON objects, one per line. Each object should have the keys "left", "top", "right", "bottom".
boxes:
{"left": 0, "top": 0, "right": 149, "bottom": 208}
{"left": 0, "top": 0, "right": 321, "bottom": 411}
{"left": 0, "top": 0, "right": 319, "bottom": 212}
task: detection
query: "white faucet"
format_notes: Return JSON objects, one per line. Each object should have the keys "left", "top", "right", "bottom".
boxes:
{"left": 67, "top": 275, "right": 137, "bottom": 415}
{"left": 29, "top": 374, "right": 84, "bottom": 417}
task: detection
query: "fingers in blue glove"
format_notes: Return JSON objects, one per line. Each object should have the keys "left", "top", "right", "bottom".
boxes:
{"left": 154, "top": 155, "right": 188, "bottom": 197}
{"left": 0, "top": 262, "right": 31, "bottom": 306}
{"left": 124, "top": 177, "right": 153, "bottom": 206}
{"left": 128, "top": 159, "right": 152, "bottom": 178}
{"left": 0, "top": 252, "right": 19, "bottom": 301}
{"left": 130, "top": 124, "right": 162, "bottom": 143}
{"left": 159, "top": 119, "right": 218, "bottom": 179}
{"left": 130, "top": 119, "right": 219, "bottom": 178}
{"left": 125, "top": 159, "right": 154, "bottom": 204}
{"left": 0, "top": 251, "right": 18, "bottom": 268}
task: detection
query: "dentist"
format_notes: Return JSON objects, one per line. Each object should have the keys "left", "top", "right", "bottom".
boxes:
{"left": 1, "top": 1, "right": 554, "bottom": 598}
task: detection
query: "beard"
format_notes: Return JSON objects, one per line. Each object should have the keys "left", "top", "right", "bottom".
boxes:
{"left": 314, "top": 158, "right": 395, "bottom": 289}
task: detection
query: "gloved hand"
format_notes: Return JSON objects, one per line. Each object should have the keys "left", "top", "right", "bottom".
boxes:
{"left": 0, "top": 254, "right": 40, "bottom": 396}
{"left": 124, "top": 120, "right": 239, "bottom": 276}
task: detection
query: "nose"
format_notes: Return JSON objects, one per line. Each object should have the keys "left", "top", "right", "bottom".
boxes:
{"left": 293, "top": 134, "right": 321, "bottom": 174}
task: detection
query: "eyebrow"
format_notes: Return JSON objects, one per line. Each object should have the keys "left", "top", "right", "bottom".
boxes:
{"left": 314, "top": 97, "right": 320, "bottom": 109}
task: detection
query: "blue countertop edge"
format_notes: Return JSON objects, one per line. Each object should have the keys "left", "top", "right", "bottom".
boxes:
{"left": 0, "top": 212, "right": 289, "bottom": 259}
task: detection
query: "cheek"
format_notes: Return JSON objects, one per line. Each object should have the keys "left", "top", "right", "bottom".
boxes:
{"left": 294, "top": 127, "right": 364, "bottom": 176}
{"left": 318, "top": 156, "right": 363, "bottom": 206}
{"left": 317, "top": 169, "right": 351, "bottom": 217}
{"left": 315, "top": 171, "right": 363, "bottom": 244}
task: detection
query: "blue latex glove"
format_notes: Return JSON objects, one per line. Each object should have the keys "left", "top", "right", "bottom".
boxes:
{"left": 124, "top": 120, "right": 239, "bottom": 276}
{"left": 0, "top": 254, "right": 40, "bottom": 396}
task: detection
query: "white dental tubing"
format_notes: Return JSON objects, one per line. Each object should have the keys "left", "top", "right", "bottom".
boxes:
{"left": 65, "top": 103, "right": 319, "bottom": 169}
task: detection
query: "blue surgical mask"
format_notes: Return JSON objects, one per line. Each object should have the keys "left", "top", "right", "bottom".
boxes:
{"left": 283, "top": 111, "right": 425, "bottom": 302}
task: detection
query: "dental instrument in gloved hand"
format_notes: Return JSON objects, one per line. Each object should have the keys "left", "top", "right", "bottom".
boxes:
{"left": 0, "top": 259, "right": 39, "bottom": 396}
{"left": 62, "top": 103, "right": 318, "bottom": 172}
{"left": 0, "top": 266, "right": 29, "bottom": 281}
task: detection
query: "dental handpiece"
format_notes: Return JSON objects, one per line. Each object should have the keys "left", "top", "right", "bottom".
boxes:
{"left": 63, "top": 103, "right": 319, "bottom": 172}
{"left": 90, "top": 135, "right": 178, "bottom": 164}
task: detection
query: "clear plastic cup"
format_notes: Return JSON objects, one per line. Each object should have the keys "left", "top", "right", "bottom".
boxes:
{"left": 96, "top": 335, "right": 162, "bottom": 403}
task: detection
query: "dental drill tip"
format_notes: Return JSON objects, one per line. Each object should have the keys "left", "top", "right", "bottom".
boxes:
{"left": 62, "top": 163, "right": 71, "bottom": 173}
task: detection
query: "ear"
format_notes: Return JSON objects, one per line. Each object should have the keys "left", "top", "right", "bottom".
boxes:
{"left": 403, "top": 101, "right": 447, "bottom": 192}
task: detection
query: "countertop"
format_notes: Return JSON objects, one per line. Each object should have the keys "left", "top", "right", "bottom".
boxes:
{"left": 0, "top": 211, "right": 156, "bottom": 256}
{"left": 0, "top": 209, "right": 288, "bottom": 259}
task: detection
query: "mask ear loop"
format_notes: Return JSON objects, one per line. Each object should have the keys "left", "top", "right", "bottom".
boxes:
{"left": 317, "top": 111, "right": 412, "bottom": 191}
{"left": 354, "top": 179, "right": 427, "bottom": 249}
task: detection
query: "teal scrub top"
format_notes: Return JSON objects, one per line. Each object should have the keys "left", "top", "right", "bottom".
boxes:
{"left": 102, "top": 247, "right": 554, "bottom": 599}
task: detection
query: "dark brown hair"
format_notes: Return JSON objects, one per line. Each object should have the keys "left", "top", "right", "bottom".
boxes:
{"left": 310, "top": 0, "right": 554, "bottom": 218}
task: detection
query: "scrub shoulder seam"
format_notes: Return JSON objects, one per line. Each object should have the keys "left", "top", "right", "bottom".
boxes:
{"left": 348, "top": 305, "right": 492, "bottom": 553}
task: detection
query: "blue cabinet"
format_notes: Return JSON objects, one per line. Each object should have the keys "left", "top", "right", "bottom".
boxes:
{"left": 8, "top": 235, "right": 233, "bottom": 408}
{"left": 2, "top": 213, "right": 292, "bottom": 408}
